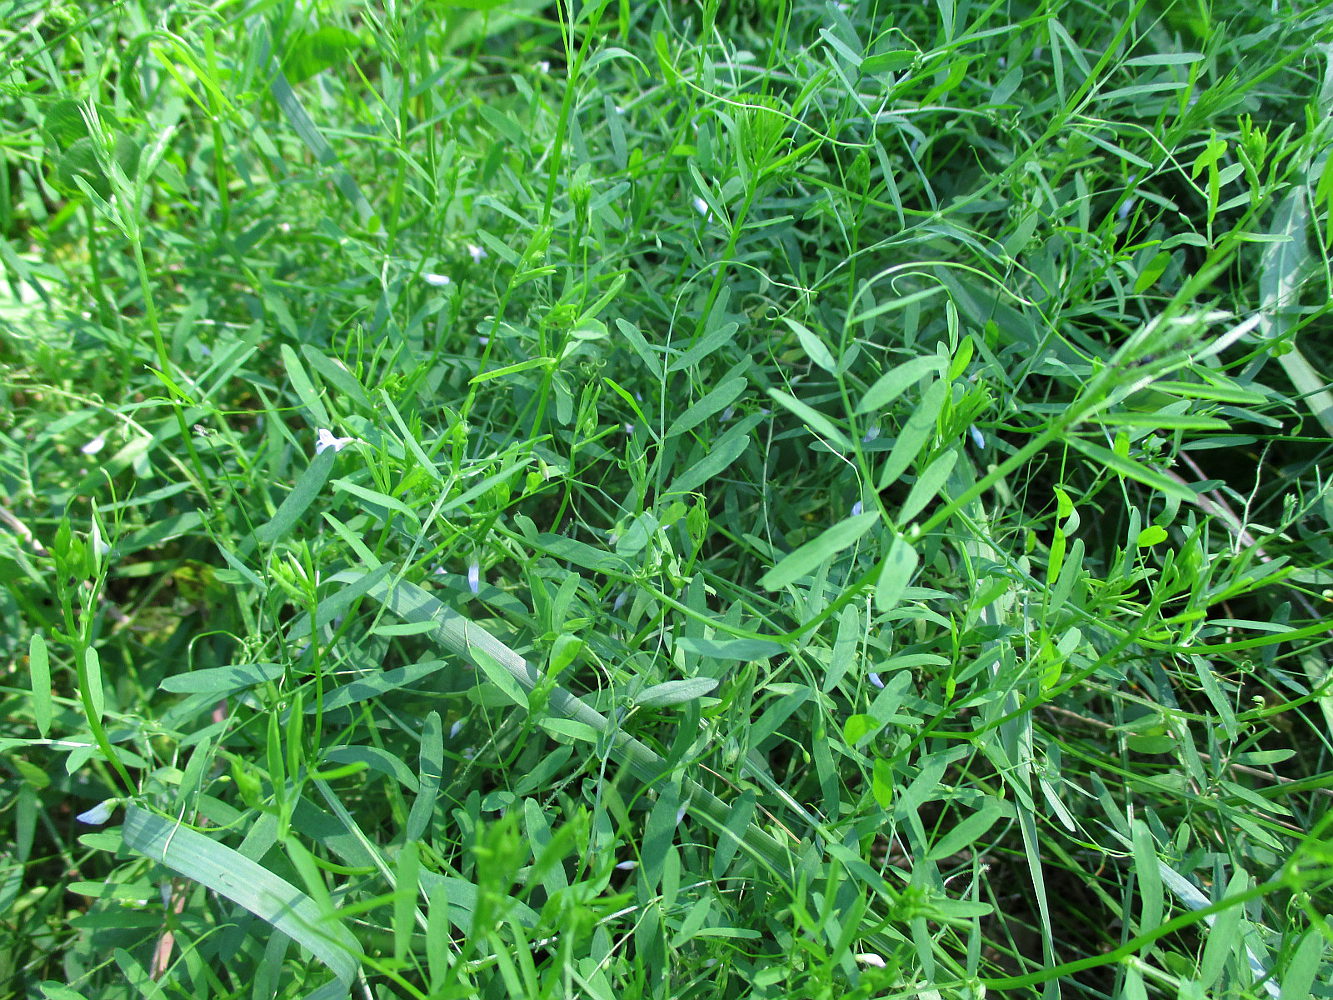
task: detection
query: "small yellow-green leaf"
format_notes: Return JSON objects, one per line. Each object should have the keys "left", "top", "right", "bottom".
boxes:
{"left": 1133, "top": 250, "right": 1172, "bottom": 293}
{"left": 30, "top": 634, "right": 51, "bottom": 738}
{"left": 1137, "top": 525, "right": 1168, "bottom": 546}
{"left": 872, "top": 758, "right": 895, "bottom": 809}
{"left": 842, "top": 713, "right": 882, "bottom": 748}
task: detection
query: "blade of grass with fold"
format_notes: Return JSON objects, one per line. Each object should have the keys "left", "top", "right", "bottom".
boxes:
{"left": 324, "top": 566, "right": 796, "bottom": 878}
{"left": 122, "top": 806, "right": 360, "bottom": 995}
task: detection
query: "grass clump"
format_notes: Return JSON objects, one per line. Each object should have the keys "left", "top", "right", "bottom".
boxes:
{"left": 2, "top": 1, "right": 1333, "bottom": 997}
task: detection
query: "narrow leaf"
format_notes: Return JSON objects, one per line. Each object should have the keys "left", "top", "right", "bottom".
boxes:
{"left": 926, "top": 797, "right": 1009, "bottom": 861}
{"left": 767, "top": 388, "right": 852, "bottom": 451}
{"left": 673, "top": 637, "right": 784, "bottom": 660}
{"left": 160, "top": 662, "right": 285, "bottom": 695}
{"left": 255, "top": 449, "right": 337, "bottom": 546}
{"left": 406, "top": 712, "right": 443, "bottom": 843}
{"left": 896, "top": 450, "right": 957, "bottom": 522}
{"left": 473, "top": 647, "right": 528, "bottom": 708}
{"left": 281, "top": 344, "right": 330, "bottom": 427}
{"left": 667, "top": 413, "right": 763, "bottom": 495}
{"left": 875, "top": 535, "right": 918, "bottom": 612}
{"left": 784, "top": 318, "right": 836, "bottom": 373}
{"left": 878, "top": 379, "right": 947, "bottom": 488}
{"left": 636, "top": 678, "right": 719, "bottom": 708}
{"left": 1067, "top": 436, "right": 1198, "bottom": 503}
{"left": 665, "top": 377, "right": 748, "bottom": 439}
{"left": 269, "top": 69, "right": 376, "bottom": 225}
{"left": 760, "top": 511, "right": 881, "bottom": 590}
{"left": 856, "top": 356, "right": 942, "bottom": 414}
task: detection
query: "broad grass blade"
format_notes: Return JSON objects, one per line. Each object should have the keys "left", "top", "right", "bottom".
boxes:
{"left": 122, "top": 806, "right": 360, "bottom": 989}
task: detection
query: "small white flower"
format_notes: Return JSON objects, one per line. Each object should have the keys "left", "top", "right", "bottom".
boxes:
{"left": 81, "top": 435, "right": 107, "bottom": 456}
{"left": 623, "top": 423, "right": 634, "bottom": 435}
{"left": 422, "top": 272, "right": 452, "bottom": 287}
{"left": 862, "top": 426, "right": 879, "bottom": 443}
{"left": 77, "top": 800, "right": 115, "bottom": 825}
{"left": 467, "top": 561, "right": 481, "bottom": 596}
{"left": 613, "top": 589, "right": 629, "bottom": 612}
{"left": 855, "top": 952, "right": 887, "bottom": 969}
{"left": 614, "top": 105, "right": 625, "bottom": 114}
{"left": 615, "top": 859, "right": 637, "bottom": 870}
{"left": 314, "top": 428, "right": 356, "bottom": 454}
{"left": 868, "top": 672, "right": 884, "bottom": 689}
{"left": 467, "top": 244, "right": 487, "bottom": 263}
{"left": 676, "top": 805, "right": 688, "bottom": 824}
{"left": 720, "top": 406, "right": 735, "bottom": 422}
{"left": 851, "top": 500, "right": 864, "bottom": 517}
{"left": 692, "top": 196, "right": 709, "bottom": 216}
{"left": 536, "top": 60, "right": 550, "bottom": 73}
{"left": 449, "top": 719, "right": 463, "bottom": 739}
{"left": 1118, "top": 198, "right": 1134, "bottom": 221}
{"left": 969, "top": 425, "right": 986, "bottom": 449}
{"left": 90, "top": 521, "right": 111, "bottom": 558}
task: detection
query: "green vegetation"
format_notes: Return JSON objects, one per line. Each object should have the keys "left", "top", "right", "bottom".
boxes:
{"left": 3, "top": 0, "right": 1333, "bottom": 996}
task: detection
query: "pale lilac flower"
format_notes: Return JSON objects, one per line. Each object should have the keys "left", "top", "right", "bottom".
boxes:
{"left": 449, "top": 719, "right": 463, "bottom": 740}
{"left": 314, "top": 428, "right": 355, "bottom": 454}
{"left": 851, "top": 500, "right": 864, "bottom": 517}
{"left": 467, "top": 561, "right": 481, "bottom": 595}
{"left": 676, "top": 805, "right": 688, "bottom": 824}
{"left": 855, "top": 953, "right": 887, "bottom": 969}
{"left": 81, "top": 435, "right": 107, "bottom": 456}
{"left": 422, "top": 272, "right": 451, "bottom": 287}
{"left": 536, "top": 60, "right": 551, "bottom": 73}
{"left": 624, "top": 423, "right": 634, "bottom": 435}
{"left": 868, "top": 672, "right": 884, "bottom": 689}
{"left": 467, "top": 244, "right": 487, "bottom": 263}
{"left": 720, "top": 406, "right": 735, "bottom": 422}
{"left": 969, "top": 425, "right": 986, "bottom": 449}
{"left": 77, "top": 800, "right": 115, "bottom": 825}
{"left": 862, "top": 426, "right": 880, "bottom": 443}
{"left": 615, "top": 859, "right": 637, "bottom": 870}
{"left": 613, "top": 589, "right": 629, "bottom": 612}
{"left": 693, "top": 196, "right": 709, "bottom": 216}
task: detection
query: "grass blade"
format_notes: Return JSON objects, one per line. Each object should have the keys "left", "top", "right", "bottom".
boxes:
{"left": 121, "top": 806, "right": 360, "bottom": 988}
